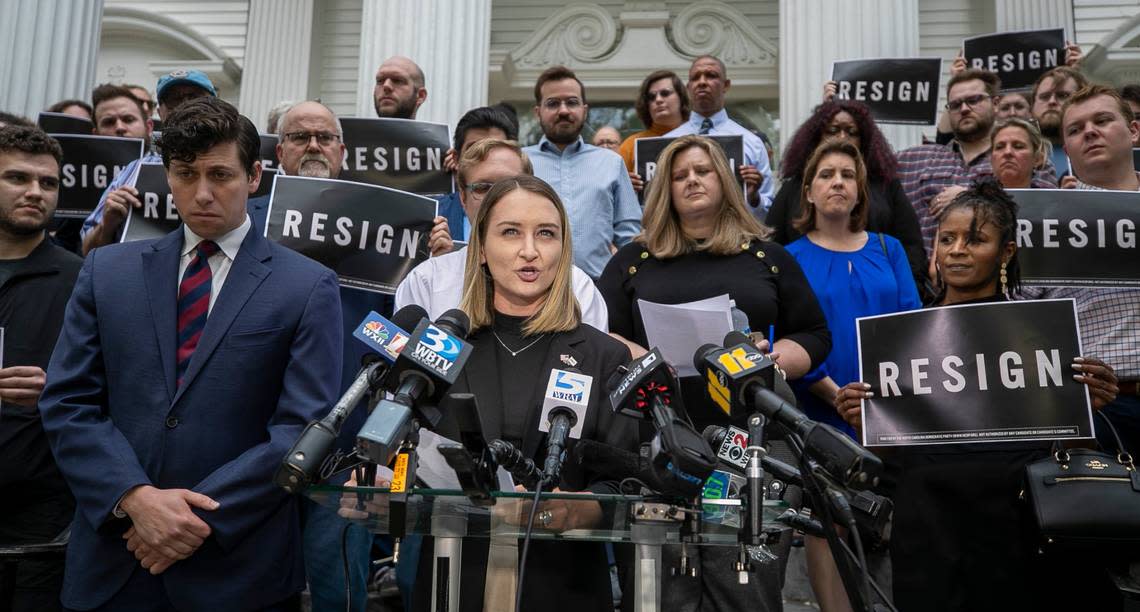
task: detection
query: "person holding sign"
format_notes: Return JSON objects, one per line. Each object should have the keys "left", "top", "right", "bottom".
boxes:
{"left": 1031, "top": 66, "right": 1090, "bottom": 176}
{"left": 665, "top": 56, "right": 773, "bottom": 214}
{"left": 783, "top": 140, "right": 921, "bottom": 612}
{"left": 598, "top": 135, "right": 830, "bottom": 612}
{"left": 768, "top": 100, "right": 926, "bottom": 293}
{"left": 81, "top": 70, "right": 218, "bottom": 254}
{"left": 618, "top": 70, "right": 690, "bottom": 180}
{"left": 898, "top": 69, "right": 1056, "bottom": 260}
{"left": 835, "top": 182, "right": 1118, "bottom": 612}
{"left": 1022, "top": 84, "right": 1140, "bottom": 458}
{"left": 38, "top": 96, "right": 342, "bottom": 611}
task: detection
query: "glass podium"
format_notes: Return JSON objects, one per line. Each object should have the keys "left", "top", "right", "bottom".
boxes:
{"left": 307, "top": 485, "right": 790, "bottom": 612}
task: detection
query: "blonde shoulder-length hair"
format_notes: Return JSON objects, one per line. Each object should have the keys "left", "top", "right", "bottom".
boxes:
{"left": 459, "top": 175, "right": 581, "bottom": 335}
{"left": 639, "top": 134, "right": 770, "bottom": 258}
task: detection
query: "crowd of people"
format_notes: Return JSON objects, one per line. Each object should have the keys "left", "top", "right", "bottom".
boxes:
{"left": 0, "top": 36, "right": 1136, "bottom": 612}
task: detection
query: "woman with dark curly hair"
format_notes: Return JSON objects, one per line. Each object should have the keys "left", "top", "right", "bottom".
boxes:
{"left": 766, "top": 100, "right": 927, "bottom": 292}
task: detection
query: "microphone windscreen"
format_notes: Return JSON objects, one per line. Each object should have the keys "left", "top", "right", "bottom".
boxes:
{"left": 436, "top": 308, "right": 470, "bottom": 338}
{"left": 391, "top": 304, "right": 429, "bottom": 331}
{"left": 722, "top": 330, "right": 753, "bottom": 349}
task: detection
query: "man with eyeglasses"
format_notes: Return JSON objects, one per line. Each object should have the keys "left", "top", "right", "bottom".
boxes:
{"left": 592, "top": 126, "right": 622, "bottom": 151}
{"left": 1031, "top": 66, "right": 1090, "bottom": 176}
{"left": 523, "top": 65, "right": 640, "bottom": 280}
{"left": 898, "top": 68, "right": 1056, "bottom": 257}
{"left": 81, "top": 69, "right": 217, "bottom": 254}
{"left": 396, "top": 138, "right": 608, "bottom": 329}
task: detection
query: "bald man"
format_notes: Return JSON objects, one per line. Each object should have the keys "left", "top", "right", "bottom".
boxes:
{"left": 592, "top": 126, "right": 621, "bottom": 152}
{"left": 373, "top": 56, "right": 427, "bottom": 120}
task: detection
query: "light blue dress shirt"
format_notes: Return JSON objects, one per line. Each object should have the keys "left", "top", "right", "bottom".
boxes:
{"left": 666, "top": 109, "right": 775, "bottom": 215}
{"left": 523, "top": 136, "right": 642, "bottom": 278}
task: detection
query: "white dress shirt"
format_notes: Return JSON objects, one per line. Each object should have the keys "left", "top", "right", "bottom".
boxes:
{"left": 178, "top": 215, "right": 252, "bottom": 313}
{"left": 394, "top": 248, "right": 610, "bottom": 332}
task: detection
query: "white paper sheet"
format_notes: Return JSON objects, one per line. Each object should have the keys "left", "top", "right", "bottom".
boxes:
{"left": 637, "top": 295, "right": 733, "bottom": 377}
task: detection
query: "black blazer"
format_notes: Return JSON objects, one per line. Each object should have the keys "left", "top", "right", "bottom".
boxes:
{"left": 414, "top": 323, "right": 636, "bottom": 612}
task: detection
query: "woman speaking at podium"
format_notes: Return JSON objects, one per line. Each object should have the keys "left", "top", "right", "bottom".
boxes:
{"left": 410, "top": 175, "right": 636, "bottom": 611}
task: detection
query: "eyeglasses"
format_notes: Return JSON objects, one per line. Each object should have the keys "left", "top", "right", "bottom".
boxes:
{"left": 464, "top": 182, "right": 495, "bottom": 197}
{"left": 645, "top": 89, "right": 675, "bottom": 101}
{"left": 284, "top": 131, "right": 341, "bottom": 146}
{"left": 541, "top": 98, "right": 583, "bottom": 111}
{"left": 1035, "top": 90, "right": 1075, "bottom": 104}
{"left": 946, "top": 94, "right": 991, "bottom": 111}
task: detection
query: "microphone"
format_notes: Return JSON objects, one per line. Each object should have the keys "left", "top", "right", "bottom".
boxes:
{"left": 276, "top": 306, "right": 424, "bottom": 493}
{"left": 693, "top": 340, "right": 883, "bottom": 490}
{"left": 570, "top": 439, "right": 678, "bottom": 496}
{"left": 744, "top": 385, "right": 882, "bottom": 490}
{"left": 702, "top": 424, "right": 802, "bottom": 485}
{"left": 436, "top": 393, "right": 499, "bottom": 505}
{"left": 539, "top": 368, "right": 592, "bottom": 485}
{"left": 356, "top": 309, "right": 474, "bottom": 466}
{"left": 606, "top": 350, "right": 716, "bottom": 497}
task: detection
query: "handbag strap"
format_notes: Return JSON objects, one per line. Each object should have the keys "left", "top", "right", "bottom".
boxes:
{"left": 1095, "top": 410, "right": 1135, "bottom": 470}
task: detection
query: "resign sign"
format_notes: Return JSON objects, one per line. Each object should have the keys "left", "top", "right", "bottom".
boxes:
{"left": 857, "top": 299, "right": 1093, "bottom": 446}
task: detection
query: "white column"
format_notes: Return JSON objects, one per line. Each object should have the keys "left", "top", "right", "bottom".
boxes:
{"left": 778, "top": 0, "right": 922, "bottom": 152}
{"left": 355, "top": 0, "right": 491, "bottom": 129}
{"left": 0, "top": 0, "right": 104, "bottom": 120}
{"left": 239, "top": 0, "right": 315, "bottom": 131}
{"left": 996, "top": 0, "right": 1075, "bottom": 38}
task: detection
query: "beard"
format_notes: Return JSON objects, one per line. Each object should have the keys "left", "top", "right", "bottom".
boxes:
{"left": 1037, "top": 111, "right": 1062, "bottom": 140}
{"left": 296, "top": 153, "right": 332, "bottom": 178}
{"left": 375, "top": 94, "right": 417, "bottom": 120}
{"left": 954, "top": 113, "right": 994, "bottom": 143}
{"left": 541, "top": 116, "right": 583, "bottom": 145}
{"left": 0, "top": 206, "right": 50, "bottom": 237}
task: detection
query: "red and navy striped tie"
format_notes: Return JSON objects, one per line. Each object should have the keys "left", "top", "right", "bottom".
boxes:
{"left": 176, "top": 240, "right": 219, "bottom": 387}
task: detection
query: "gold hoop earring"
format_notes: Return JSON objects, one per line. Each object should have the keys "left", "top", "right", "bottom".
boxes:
{"left": 1000, "top": 261, "right": 1008, "bottom": 295}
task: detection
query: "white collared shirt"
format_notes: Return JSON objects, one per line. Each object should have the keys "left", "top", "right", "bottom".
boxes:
{"left": 178, "top": 215, "right": 252, "bottom": 313}
{"left": 393, "top": 248, "right": 610, "bottom": 332}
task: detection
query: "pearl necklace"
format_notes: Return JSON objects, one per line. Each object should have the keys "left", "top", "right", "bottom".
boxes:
{"left": 492, "top": 330, "right": 546, "bottom": 357}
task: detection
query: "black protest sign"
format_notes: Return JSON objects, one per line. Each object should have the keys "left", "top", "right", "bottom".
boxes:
{"left": 38, "top": 112, "right": 94, "bottom": 135}
{"left": 1132, "top": 148, "right": 1140, "bottom": 171}
{"left": 339, "top": 117, "right": 452, "bottom": 195}
{"left": 120, "top": 163, "right": 180, "bottom": 242}
{"left": 634, "top": 135, "right": 745, "bottom": 201}
{"left": 253, "top": 134, "right": 281, "bottom": 199}
{"left": 52, "top": 135, "right": 145, "bottom": 218}
{"left": 831, "top": 58, "right": 942, "bottom": 125}
{"left": 964, "top": 29, "right": 1065, "bottom": 92}
{"left": 265, "top": 175, "right": 437, "bottom": 294}
{"left": 1010, "top": 188, "right": 1140, "bottom": 288}
{"left": 857, "top": 299, "right": 1092, "bottom": 447}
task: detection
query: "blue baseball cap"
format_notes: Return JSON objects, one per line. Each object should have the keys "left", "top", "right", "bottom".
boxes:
{"left": 156, "top": 69, "right": 217, "bottom": 103}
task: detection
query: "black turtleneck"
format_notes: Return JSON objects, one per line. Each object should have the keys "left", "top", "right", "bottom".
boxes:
{"left": 488, "top": 312, "right": 555, "bottom": 445}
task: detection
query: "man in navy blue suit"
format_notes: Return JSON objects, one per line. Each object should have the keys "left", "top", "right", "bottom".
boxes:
{"left": 39, "top": 96, "right": 342, "bottom": 611}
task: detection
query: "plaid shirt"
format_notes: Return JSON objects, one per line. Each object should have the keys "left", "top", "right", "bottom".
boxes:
{"left": 897, "top": 141, "right": 1057, "bottom": 257}
{"left": 1020, "top": 178, "right": 1140, "bottom": 381}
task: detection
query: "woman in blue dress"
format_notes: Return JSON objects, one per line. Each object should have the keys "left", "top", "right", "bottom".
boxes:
{"left": 784, "top": 139, "right": 921, "bottom": 612}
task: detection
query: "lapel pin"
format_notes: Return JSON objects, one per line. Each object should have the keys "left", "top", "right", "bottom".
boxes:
{"left": 560, "top": 354, "right": 578, "bottom": 367}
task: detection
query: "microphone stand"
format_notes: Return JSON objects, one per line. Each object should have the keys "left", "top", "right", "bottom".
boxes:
{"left": 735, "top": 413, "right": 767, "bottom": 584}
{"left": 781, "top": 427, "right": 897, "bottom": 612}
